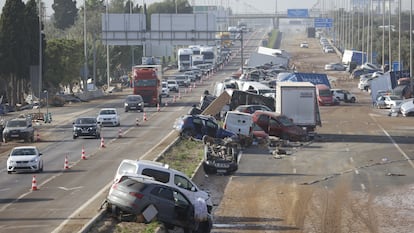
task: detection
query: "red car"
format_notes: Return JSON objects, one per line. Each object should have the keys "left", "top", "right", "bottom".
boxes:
{"left": 252, "top": 110, "right": 308, "bottom": 142}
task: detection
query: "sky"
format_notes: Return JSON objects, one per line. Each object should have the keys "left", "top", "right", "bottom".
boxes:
{"left": 0, "top": 0, "right": 412, "bottom": 17}
{"left": 0, "top": 0, "right": 318, "bottom": 17}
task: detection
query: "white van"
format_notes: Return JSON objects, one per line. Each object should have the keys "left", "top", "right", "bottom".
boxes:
{"left": 114, "top": 159, "right": 212, "bottom": 211}
{"left": 241, "top": 81, "right": 274, "bottom": 96}
{"left": 223, "top": 111, "right": 253, "bottom": 146}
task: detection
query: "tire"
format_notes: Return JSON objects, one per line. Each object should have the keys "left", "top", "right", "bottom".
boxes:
{"left": 350, "top": 97, "right": 356, "bottom": 103}
{"left": 125, "top": 108, "right": 129, "bottom": 112}
{"left": 3, "top": 138, "right": 7, "bottom": 143}
{"left": 30, "top": 135, "right": 34, "bottom": 142}
{"left": 280, "top": 133, "right": 289, "bottom": 140}
{"left": 73, "top": 135, "right": 77, "bottom": 139}
{"left": 181, "top": 129, "right": 194, "bottom": 139}
{"left": 202, "top": 162, "right": 216, "bottom": 174}
{"left": 7, "top": 171, "right": 11, "bottom": 174}
{"left": 38, "top": 163, "right": 43, "bottom": 172}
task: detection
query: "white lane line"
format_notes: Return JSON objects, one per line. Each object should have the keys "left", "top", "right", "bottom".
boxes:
{"left": 293, "top": 168, "right": 297, "bottom": 174}
{"left": 369, "top": 114, "right": 414, "bottom": 168}
{"left": 354, "top": 169, "right": 359, "bottom": 175}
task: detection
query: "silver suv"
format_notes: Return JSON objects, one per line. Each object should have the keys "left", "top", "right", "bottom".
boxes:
{"left": 2, "top": 117, "right": 35, "bottom": 143}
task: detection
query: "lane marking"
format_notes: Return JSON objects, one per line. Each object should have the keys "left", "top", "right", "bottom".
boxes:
{"left": 369, "top": 114, "right": 414, "bottom": 168}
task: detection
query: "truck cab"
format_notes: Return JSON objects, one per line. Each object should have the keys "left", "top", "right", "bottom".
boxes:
{"left": 315, "top": 84, "right": 334, "bottom": 106}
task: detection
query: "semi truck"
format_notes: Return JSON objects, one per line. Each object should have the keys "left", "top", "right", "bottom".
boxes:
{"left": 132, "top": 65, "right": 162, "bottom": 106}
{"left": 275, "top": 82, "right": 321, "bottom": 135}
{"left": 177, "top": 48, "right": 193, "bottom": 72}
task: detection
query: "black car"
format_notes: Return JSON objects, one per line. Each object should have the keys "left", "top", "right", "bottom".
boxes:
{"left": 105, "top": 175, "right": 212, "bottom": 233}
{"left": 2, "top": 117, "right": 35, "bottom": 143}
{"left": 124, "top": 95, "right": 144, "bottom": 112}
{"left": 72, "top": 117, "right": 101, "bottom": 139}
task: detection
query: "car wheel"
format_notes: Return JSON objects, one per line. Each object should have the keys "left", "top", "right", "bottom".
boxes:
{"left": 73, "top": 135, "right": 77, "bottom": 139}
{"left": 3, "top": 138, "right": 7, "bottom": 143}
{"left": 7, "top": 171, "right": 12, "bottom": 174}
{"left": 96, "top": 133, "right": 100, "bottom": 139}
{"left": 125, "top": 108, "right": 128, "bottom": 112}
{"left": 39, "top": 162, "right": 43, "bottom": 172}
{"left": 280, "top": 133, "right": 289, "bottom": 140}
{"left": 30, "top": 135, "right": 35, "bottom": 142}
{"left": 202, "top": 161, "right": 216, "bottom": 174}
{"left": 181, "top": 129, "right": 194, "bottom": 139}
{"left": 141, "top": 108, "right": 144, "bottom": 113}
{"left": 350, "top": 97, "right": 356, "bottom": 103}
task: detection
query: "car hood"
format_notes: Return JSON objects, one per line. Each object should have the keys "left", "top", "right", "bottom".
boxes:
{"left": 74, "top": 123, "right": 97, "bottom": 127}
{"left": 8, "top": 155, "right": 38, "bottom": 162}
{"left": 98, "top": 114, "right": 117, "bottom": 118}
{"left": 4, "top": 126, "right": 27, "bottom": 131}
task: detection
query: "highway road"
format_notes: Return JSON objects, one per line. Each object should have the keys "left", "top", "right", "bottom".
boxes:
{"left": 0, "top": 27, "right": 269, "bottom": 233}
{"left": 207, "top": 30, "right": 414, "bottom": 233}
{"left": 2, "top": 25, "right": 414, "bottom": 233}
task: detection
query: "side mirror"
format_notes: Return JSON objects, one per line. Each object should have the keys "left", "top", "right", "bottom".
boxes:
{"left": 39, "top": 153, "right": 42, "bottom": 156}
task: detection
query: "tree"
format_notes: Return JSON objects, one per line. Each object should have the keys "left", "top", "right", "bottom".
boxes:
{"left": 44, "top": 38, "right": 83, "bottom": 92}
{"left": 0, "top": 0, "right": 29, "bottom": 106}
{"left": 52, "top": 0, "right": 78, "bottom": 30}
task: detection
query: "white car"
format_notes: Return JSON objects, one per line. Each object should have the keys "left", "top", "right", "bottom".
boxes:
{"left": 331, "top": 89, "right": 356, "bottom": 103}
{"left": 7, "top": 146, "right": 43, "bottom": 174}
{"left": 161, "top": 82, "right": 170, "bottom": 97}
{"left": 325, "top": 63, "right": 346, "bottom": 71}
{"left": 166, "top": 80, "right": 179, "bottom": 92}
{"left": 113, "top": 159, "right": 213, "bottom": 211}
{"left": 400, "top": 99, "right": 414, "bottom": 116}
{"left": 97, "top": 108, "right": 120, "bottom": 126}
{"left": 300, "top": 42, "right": 309, "bottom": 48}
{"left": 374, "top": 95, "right": 403, "bottom": 109}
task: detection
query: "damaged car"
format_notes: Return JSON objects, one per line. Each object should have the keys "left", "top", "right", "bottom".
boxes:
{"left": 202, "top": 135, "right": 240, "bottom": 175}
{"left": 173, "top": 114, "right": 236, "bottom": 140}
{"left": 105, "top": 175, "right": 212, "bottom": 233}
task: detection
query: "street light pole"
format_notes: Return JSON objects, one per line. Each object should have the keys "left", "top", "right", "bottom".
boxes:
{"left": 38, "top": 0, "right": 42, "bottom": 114}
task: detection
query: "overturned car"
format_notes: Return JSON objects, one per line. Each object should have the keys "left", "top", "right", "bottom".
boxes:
{"left": 202, "top": 135, "right": 240, "bottom": 175}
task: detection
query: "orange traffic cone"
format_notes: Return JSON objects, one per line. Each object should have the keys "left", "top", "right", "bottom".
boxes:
{"left": 157, "top": 103, "right": 160, "bottom": 112}
{"left": 31, "top": 175, "right": 38, "bottom": 191}
{"left": 81, "top": 146, "right": 87, "bottom": 160}
{"left": 143, "top": 112, "right": 147, "bottom": 121}
{"left": 64, "top": 156, "right": 70, "bottom": 170}
{"left": 173, "top": 95, "right": 177, "bottom": 103}
{"left": 100, "top": 137, "right": 106, "bottom": 148}
{"left": 118, "top": 128, "right": 123, "bottom": 138}
{"left": 178, "top": 91, "right": 181, "bottom": 99}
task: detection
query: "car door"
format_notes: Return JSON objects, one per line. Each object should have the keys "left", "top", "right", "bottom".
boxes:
{"left": 149, "top": 186, "right": 177, "bottom": 222}
{"left": 268, "top": 117, "right": 283, "bottom": 137}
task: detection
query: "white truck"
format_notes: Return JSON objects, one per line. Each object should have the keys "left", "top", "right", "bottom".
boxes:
{"left": 275, "top": 82, "right": 321, "bottom": 136}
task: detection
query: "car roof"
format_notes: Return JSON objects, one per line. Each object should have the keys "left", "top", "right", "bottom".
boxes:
{"left": 12, "top": 146, "right": 38, "bottom": 150}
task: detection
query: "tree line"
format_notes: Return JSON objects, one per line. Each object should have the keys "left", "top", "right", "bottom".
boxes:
{"left": 0, "top": 0, "right": 191, "bottom": 108}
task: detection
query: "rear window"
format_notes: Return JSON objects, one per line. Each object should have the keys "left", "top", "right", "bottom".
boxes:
{"left": 117, "top": 162, "right": 137, "bottom": 176}
{"left": 142, "top": 168, "right": 170, "bottom": 183}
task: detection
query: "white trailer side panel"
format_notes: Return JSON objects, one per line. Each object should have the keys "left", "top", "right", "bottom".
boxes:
{"left": 276, "top": 82, "right": 316, "bottom": 126}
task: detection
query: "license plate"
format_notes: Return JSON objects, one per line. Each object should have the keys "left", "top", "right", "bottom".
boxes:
{"left": 11, "top": 134, "right": 19, "bottom": 137}
{"left": 217, "top": 169, "right": 227, "bottom": 173}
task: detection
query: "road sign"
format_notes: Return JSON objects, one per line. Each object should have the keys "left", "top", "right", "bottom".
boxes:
{"left": 287, "top": 9, "right": 309, "bottom": 18}
{"left": 314, "top": 18, "right": 333, "bottom": 28}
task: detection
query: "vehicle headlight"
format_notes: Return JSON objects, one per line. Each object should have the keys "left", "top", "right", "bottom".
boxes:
{"left": 74, "top": 127, "right": 81, "bottom": 130}
{"left": 30, "top": 158, "right": 39, "bottom": 163}
{"left": 124, "top": 103, "right": 128, "bottom": 106}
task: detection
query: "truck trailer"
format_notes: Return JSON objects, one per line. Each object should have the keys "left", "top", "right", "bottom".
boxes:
{"left": 132, "top": 65, "right": 162, "bottom": 106}
{"left": 275, "top": 82, "right": 321, "bottom": 135}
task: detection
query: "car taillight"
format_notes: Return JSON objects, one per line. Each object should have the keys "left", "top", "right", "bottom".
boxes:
{"left": 129, "top": 192, "right": 144, "bottom": 199}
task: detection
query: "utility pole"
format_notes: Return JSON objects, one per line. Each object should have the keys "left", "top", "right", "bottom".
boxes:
{"left": 38, "top": 0, "right": 42, "bottom": 108}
